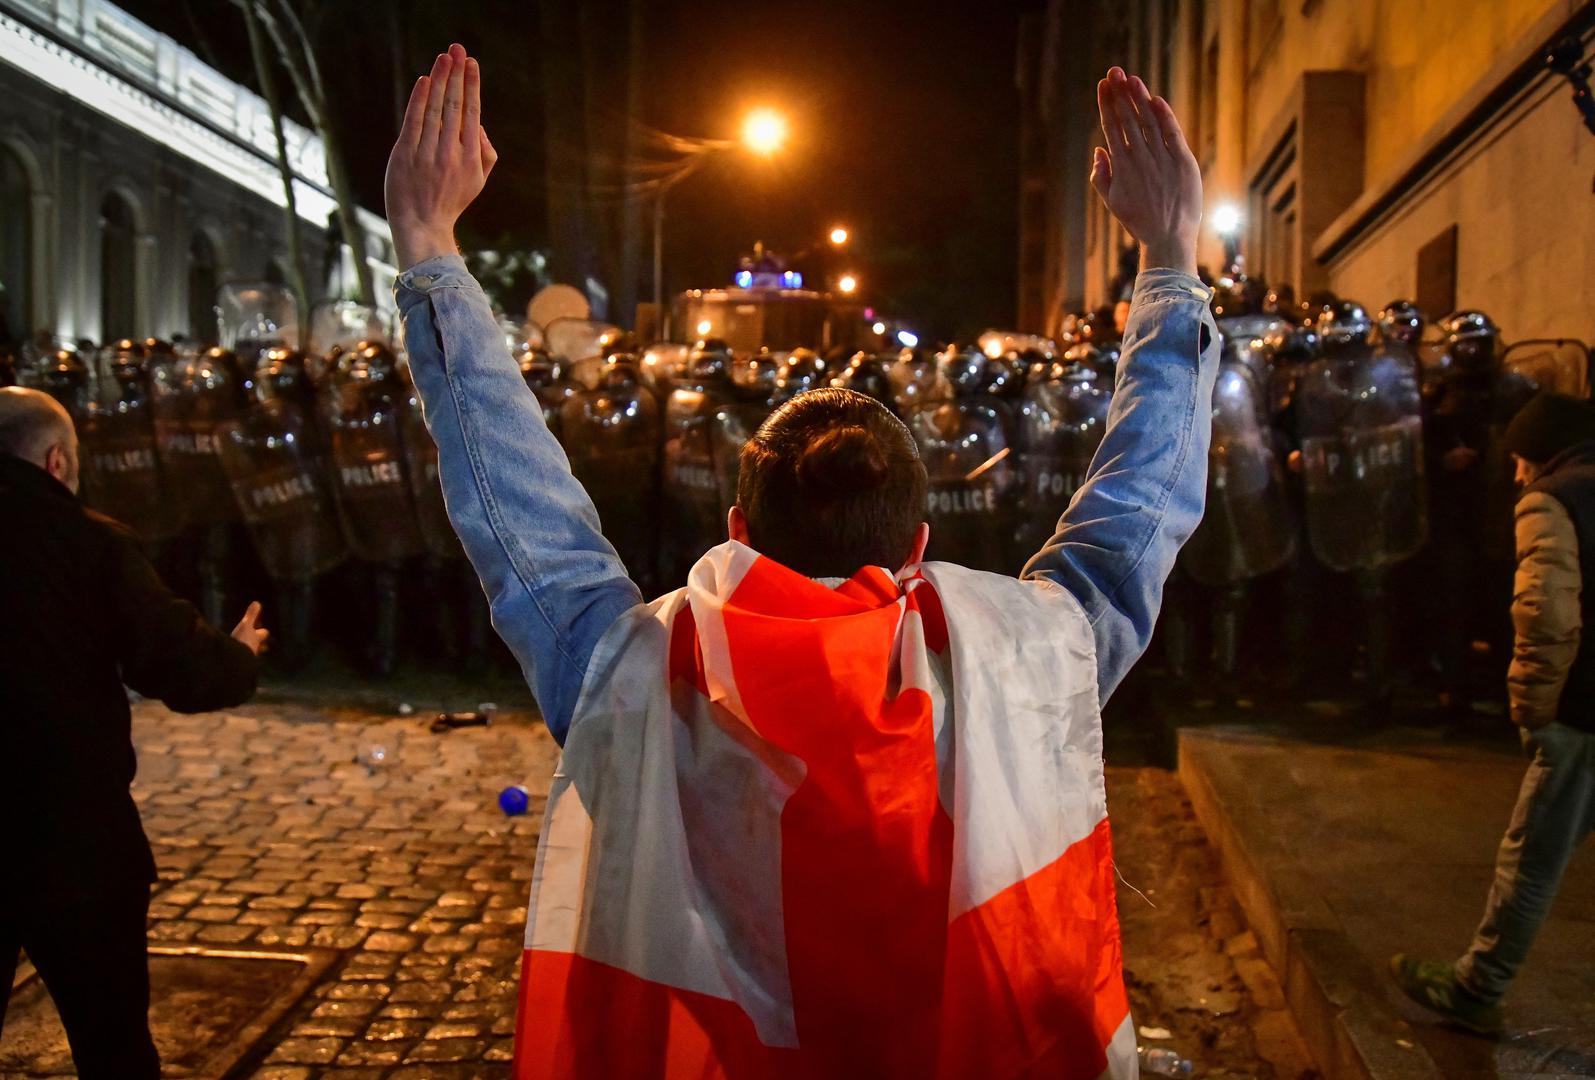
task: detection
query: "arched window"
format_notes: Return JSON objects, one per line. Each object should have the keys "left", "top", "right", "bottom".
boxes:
{"left": 188, "top": 231, "right": 219, "bottom": 345}
{"left": 0, "top": 146, "right": 31, "bottom": 342}
{"left": 100, "top": 192, "right": 138, "bottom": 341}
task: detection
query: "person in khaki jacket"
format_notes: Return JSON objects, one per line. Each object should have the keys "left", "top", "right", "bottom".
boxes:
{"left": 1391, "top": 391, "right": 1595, "bottom": 1036}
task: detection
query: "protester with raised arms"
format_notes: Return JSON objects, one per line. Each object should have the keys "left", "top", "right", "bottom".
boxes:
{"left": 385, "top": 44, "right": 1215, "bottom": 1078}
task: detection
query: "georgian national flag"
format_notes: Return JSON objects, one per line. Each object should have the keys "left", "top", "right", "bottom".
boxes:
{"left": 514, "top": 541, "right": 1136, "bottom": 1079}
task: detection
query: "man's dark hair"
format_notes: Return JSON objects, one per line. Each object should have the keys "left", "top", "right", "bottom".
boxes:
{"left": 737, "top": 387, "right": 927, "bottom": 578}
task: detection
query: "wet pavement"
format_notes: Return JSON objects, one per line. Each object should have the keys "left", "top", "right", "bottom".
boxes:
{"left": 1182, "top": 724, "right": 1595, "bottom": 1080}
{"left": 3, "top": 681, "right": 1315, "bottom": 1078}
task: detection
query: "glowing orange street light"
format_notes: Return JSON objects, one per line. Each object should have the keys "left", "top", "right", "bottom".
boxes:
{"left": 837, "top": 274, "right": 858, "bottom": 295}
{"left": 742, "top": 109, "right": 789, "bottom": 156}
{"left": 829, "top": 226, "right": 850, "bottom": 246}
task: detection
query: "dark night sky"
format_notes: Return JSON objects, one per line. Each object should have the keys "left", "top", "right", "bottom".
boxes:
{"left": 121, "top": 0, "right": 1034, "bottom": 340}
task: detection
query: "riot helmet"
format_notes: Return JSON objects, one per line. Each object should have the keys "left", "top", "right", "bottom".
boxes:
{"left": 1440, "top": 310, "right": 1501, "bottom": 376}
{"left": 1376, "top": 300, "right": 1425, "bottom": 349}
{"left": 1316, "top": 301, "right": 1374, "bottom": 353}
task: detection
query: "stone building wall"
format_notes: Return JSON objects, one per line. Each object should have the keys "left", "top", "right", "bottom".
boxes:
{"left": 0, "top": 0, "right": 394, "bottom": 347}
{"left": 1020, "top": 0, "right": 1595, "bottom": 342}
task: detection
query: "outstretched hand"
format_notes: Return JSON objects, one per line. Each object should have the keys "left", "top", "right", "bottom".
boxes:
{"left": 384, "top": 43, "right": 499, "bottom": 271}
{"left": 1091, "top": 67, "right": 1202, "bottom": 275}
{"left": 231, "top": 600, "right": 269, "bottom": 657}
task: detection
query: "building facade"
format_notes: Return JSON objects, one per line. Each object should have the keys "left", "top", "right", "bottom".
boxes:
{"left": 0, "top": 0, "right": 394, "bottom": 348}
{"left": 1020, "top": 0, "right": 1595, "bottom": 344}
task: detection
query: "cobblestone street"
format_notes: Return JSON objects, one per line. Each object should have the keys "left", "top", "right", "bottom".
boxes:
{"left": 4, "top": 688, "right": 1314, "bottom": 1078}
{"left": 120, "top": 687, "right": 552, "bottom": 1079}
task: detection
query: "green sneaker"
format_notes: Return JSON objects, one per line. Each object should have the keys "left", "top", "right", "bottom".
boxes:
{"left": 1388, "top": 954, "right": 1504, "bottom": 1037}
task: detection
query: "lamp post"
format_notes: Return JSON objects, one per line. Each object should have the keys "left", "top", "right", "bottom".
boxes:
{"left": 651, "top": 108, "right": 788, "bottom": 310}
{"left": 1212, "top": 203, "right": 1243, "bottom": 275}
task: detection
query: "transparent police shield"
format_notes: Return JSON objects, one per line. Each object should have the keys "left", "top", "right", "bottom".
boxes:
{"left": 560, "top": 356, "right": 662, "bottom": 589}
{"left": 660, "top": 349, "right": 733, "bottom": 585}
{"left": 975, "top": 330, "right": 1057, "bottom": 364}
{"left": 906, "top": 396, "right": 1018, "bottom": 574}
{"left": 150, "top": 345, "right": 245, "bottom": 527}
{"left": 309, "top": 300, "right": 388, "bottom": 385}
{"left": 1295, "top": 343, "right": 1427, "bottom": 573}
{"left": 1182, "top": 362, "right": 1297, "bottom": 586}
{"left": 1013, "top": 362, "right": 1111, "bottom": 560}
{"left": 217, "top": 355, "right": 346, "bottom": 582}
{"left": 544, "top": 318, "right": 622, "bottom": 368}
{"left": 709, "top": 352, "right": 781, "bottom": 517}
{"left": 639, "top": 342, "right": 691, "bottom": 405}
{"left": 394, "top": 359, "right": 460, "bottom": 561}
{"left": 518, "top": 344, "right": 574, "bottom": 437}
{"left": 1501, "top": 338, "right": 1590, "bottom": 399}
{"left": 218, "top": 282, "right": 300, "bottom": 369}
{"left": 320, "top": 342, "right": 426, "bottom": 564}
{"left": 888, "top": 348, "right": 953, "bottom": 416}
{"left": 77, "top": 341, "right": 183, "bottom": 542}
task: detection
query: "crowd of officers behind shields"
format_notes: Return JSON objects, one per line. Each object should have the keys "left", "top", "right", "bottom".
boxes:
{"left": 3, "top": 276, "right": 1588, "bottom": 723}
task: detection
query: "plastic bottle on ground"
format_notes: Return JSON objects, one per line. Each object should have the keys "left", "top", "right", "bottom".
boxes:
{"left": 1138, "top": 1046, "right": 1194, "bottom": 1077}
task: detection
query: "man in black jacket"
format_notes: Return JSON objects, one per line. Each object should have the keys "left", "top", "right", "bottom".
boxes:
{"left": 0, "top": 386, "right": 265, "bottom": 1077}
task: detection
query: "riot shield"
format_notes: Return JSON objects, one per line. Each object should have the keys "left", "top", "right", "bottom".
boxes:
{"left": 560, "top": 356, "right": 662, "bottom": 590}
{"left": 709, "top": 352, "right": 781, "bottom": 517}
{"left": 18, "top": 337, "right": 90, "bottom": 418}
{"left": 1013, "top": 362, "right": 1111, "bottom": 562}
{"left": 660, "top": 347, "right": 733, "bottom": 586}
{"left": 77, "top": 341, "right": 183, "bottom": 542}
{"left": 975, "top": 330, "right": 1056, "bottom": 364}
{"left": 1182, "top": 362, "right": 1297, "bottom": 587}
{"left": 906, "top": 395, "right": 1017, "bottom": 574}
{"left": 1502, "top": 339, "right": 1591, "bottom": 399}
{"left": 309, "top": 300, "right": 388, "bottom": 385}
{"left": 219, "top": 353, "right": 345, "bottom": 667}
{"left": 218, "top": 356, "right": 346, "bottom": 584}
{"left": 518, "top": 345, "right": 573, "bottom": 436}
{"left": 544, "top": 318, "right": 622, "bottom": 368}
{"left": 639, "top": 342, "right": 691, "bottom": 405}
{"left": 218, "top": 282, "right": 300, "bottom": 369}
{"left": 888, "top": 348, "right": 953, "bottom": 416}
{"left": 1296, "top": 344, "right": 1427, "bottom": 573}
{"left": 320, "top": 342, "right": 427, "bottom": 566}
{"left": 395, "top": 359, "right": 459, "bottom": 561}
{"left": 149, "top": 345, "right": 245, "bottom": 527}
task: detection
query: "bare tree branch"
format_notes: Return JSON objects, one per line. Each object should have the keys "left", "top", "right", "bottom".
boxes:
{"left": 247, "top": 0, "right": 374, "bottom": 305}
{"left": 240, "top": 0, "right": 312, "bottom": 311}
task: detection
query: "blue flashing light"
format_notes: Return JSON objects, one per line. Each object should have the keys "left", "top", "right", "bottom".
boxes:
{"left": 781, "top": 270, "right": 803, "bottom": 288}
{"left": 735, "top": 270, "right": 754, "bottom": 289}
{"left": 896, "top": 330, "right": 919, "bottom": 348}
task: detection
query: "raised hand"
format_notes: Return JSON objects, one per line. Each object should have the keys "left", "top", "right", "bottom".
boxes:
{"left": 231, "top": 600, "right": 269, "bottom": 656}
{"left": 1090, "top": 67, "right": 1202, "bottom": 275}
{"left": 384, "top": 43, "right": 499, "bottom": 270}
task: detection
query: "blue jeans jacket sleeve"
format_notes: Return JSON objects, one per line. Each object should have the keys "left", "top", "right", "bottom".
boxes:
{"left": 395, "top": 255, "right": 641, "bottom": 744}
{"left": 1022, "top": 269, "right": 1219, "bottom": 703}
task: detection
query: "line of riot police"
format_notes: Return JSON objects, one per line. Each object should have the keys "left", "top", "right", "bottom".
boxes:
{"left": 1175, "top": 280, "right": 1589, "bottom": 717}
{"left": 5, "top": 276, "right": 1584, "bottom": 710}
{"left": 3, "top": 284, "right": 489, "bottom": 676}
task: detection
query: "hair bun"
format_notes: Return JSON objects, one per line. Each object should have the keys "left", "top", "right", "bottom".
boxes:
{"left": 796, "top": 424, "right": 889, "bottom": 497}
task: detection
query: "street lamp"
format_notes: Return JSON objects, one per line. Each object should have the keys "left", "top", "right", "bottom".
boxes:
{"left": 742, "top": 108, "right": 789, "bottom": 156}
{"left": 829, "top": 226, "right": 850, "bottom": 246}
{"left": 837, "top": 274, "right": 858, "bottom": 295}
{"left": 1212, "top": 203, "right": 1243, "bottom": 271}
{"left": 651, "top": 108, "right": 791, "bottom": 309}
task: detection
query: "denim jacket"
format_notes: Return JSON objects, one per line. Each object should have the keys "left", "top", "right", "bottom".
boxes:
{"left": 397, "top": 256, "right": 1218, "bottom": 744}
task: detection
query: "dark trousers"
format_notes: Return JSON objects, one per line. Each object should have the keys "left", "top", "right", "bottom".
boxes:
{"left": 0, "top": 881, "right": 159, "bottom": 1079}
